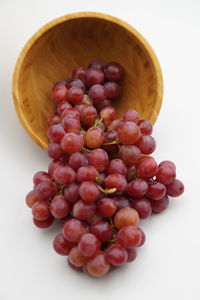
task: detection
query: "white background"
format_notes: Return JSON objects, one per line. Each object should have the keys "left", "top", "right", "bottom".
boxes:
{"left": 0, "top": 0, "right": 199, "bottom": 299}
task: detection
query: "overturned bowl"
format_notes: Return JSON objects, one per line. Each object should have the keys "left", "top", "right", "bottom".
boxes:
{"left": 12, "top": 12, "right": 163, "bottom": 149}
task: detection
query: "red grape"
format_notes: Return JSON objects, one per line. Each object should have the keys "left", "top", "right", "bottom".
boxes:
{"left": 119, "top": 145, "right": 141, "bottom": 166}
{"left": 73, "top": 200, "right": 96, "bottom": 220}
{"left": 104, "top": 82, "right": 122, "bottom": 99}
{"left": 36, "top": 181, "right": 57, "bottom": 201}
{"left": 25, "top": 190, "right": 39, "bottom": 208}
{"left": 166, "top": 179, "right": 184, "bottom": 197}
{"left": 33, "top": 216, "right": 54, "bottom": 228}
{"left": 50, "top": 195, "right": 70, "bottom": 218}
{"left": 53, "top": 233, "right": 75, "bottom": 255}
{"left": 61, "top": 133, "right": 84, "bottom": 154}
{"left": 151, "top": 195, "right": 169, "bottom": 213}
{"left": 137, "top": 158, "right": 158, "bottom": 179}
{"left": 88, "top": 84, "right": 107, "bottom": 103}
{"left": 66, "top": 78, "right": 85, "bottom": 91}
{"left": 114, "top": 207, "right": 139, "bottom": 229}
{"left": 127, "top": 179, "right": 148, "bottom": 198}
{"left": 88, "top": 148, "right": 109, "bottom": 171}
{"left": 61, "top": 107, "right": 80, "bottom": 119}
{"left": 63, "top": 183, "right": 79, "bottom": 204}
{"left": 102, "top": 130, "right": 119, "bottom": 153}
{"left": 68, "top": 152, "right": 88, "bottom": 171}
{"left": 48, "top": 159, "right": 66, "bottom": 178}
{"left": 95, "top": 99, "right": 112, "bottom": 112}
{"left": 80, "top": 105, "right": 97, "bottom": 125}
{"left": 105, "top": 174, "right": 127, "bottom": 193}
{"left": 156, "top": 165, "right": 176, "bottom": 185}
{"left": 86, "top": 253, "right": 110, "bottom": 277}
{"left": 118, "top": 122, "right": 141, "bottom": 145}
{"left": 131, "top": 197, "right": 152, "bottom": 219}
{"left": 90, "top": 221, "right": 112, "bottom": 242}
{"left": 159, "top": 160, "right": 176, "bottom": 171}
{"left": 57, "top": 101, "right": 72, "bottom": 115}
{"left": 106, "top": 244, "right": 127, "bottom": 266}
{"left": 88, "top": 60, "right": 103, "bottom": 69}
{"left": 33, "top": 171, "right": 51, "bottom": 186}
{"left": 79, "top": 181, "right": 100, "bottom": 204}
{"left": 104, "top": 62, "right": 124, "bottom": 81}
{"left": 136, "top": 135, "right": 156, "bottom": 155}
{"left": 137, "top": 228, "right": 146, "bottom": 246}
{"left": 84, "top": 127, "right": 104, "bottom": 148}
{"left": 62, "top": 219, "right": 87, "bottom": 242}
{"left": 126, "top": 248, "right": 137, "bottom": 262}
{"left": 47, "top": 124, "right": 65, "bottom": 143}
{"left": 32, "top": 201, "right": 51, "bottom": 220}
{"left": 107, "top": 118, "right": 122, "bottom": 131}
{"left": 123, "top": 109, "right": 139, "bottom": 123}
{"left": 108, "top": 159, "right": 127, "bottom": 176}
{"left": 52, "top": 81, "right": 68, "bottom": 103}
{"left": 78, "top": 233, "right": 100, "bottom": 258}
{"left": 77, "top": 166, "right": 98, "bottom": 182}
{"left": 138, "top": 120, "right": 153, "bottom": 135}
{"left": 113, "top": 196, "right": 131, "bottom": 210}
{"left": 47, "top": 114, "right": 61, "bottom": 126}
{"left": 69, "top": 247, "right": 88, "bottom": 267}
{"left": 62, "top": 116, "right": 81, "bottom": 133}
{"left": 116, "top": 225, "right": 142, "bottom": 249}
{"left": 100, "top": 106, "right": 116, "bottom": 126}
{"left": 53, "top": 165, "right": 76, "bottom": 185}
{"left": 126, "top": 165, "right": 137, "bottom": 182}
{"left": 67, "top": 86, "right": 84, "bottom": 104}
{"left": 85, "top": 68, "right": 105, "bottom": 87}
{"left": 97, "top": 198, "right": 117, "bottom": 217}
{"left": 67, "top": 258, "right": 83, "bottom": 272}
{"left": 146, "top": 181, "right": 166, "bottom": 200}
{"left": 47, "top": 142, "right": 65, "bottom": 159}
{"left": 72, "top": 66, "right": 87, "bottom": 82}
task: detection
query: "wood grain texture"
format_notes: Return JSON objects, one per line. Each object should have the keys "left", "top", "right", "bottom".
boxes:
{"left": 12, "top": 12, "right": 163, "bottom": 149}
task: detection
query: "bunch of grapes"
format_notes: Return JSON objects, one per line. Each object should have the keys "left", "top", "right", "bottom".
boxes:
{"left": 25, "top": 60, "right": 184, "bottom": 278}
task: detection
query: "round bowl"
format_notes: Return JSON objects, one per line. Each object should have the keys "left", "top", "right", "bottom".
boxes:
{"left": 12, "top": 12, "right": 163, "bottom": 149}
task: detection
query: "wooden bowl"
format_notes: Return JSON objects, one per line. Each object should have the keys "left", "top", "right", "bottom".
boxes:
{"left": 12, "top": 12, "right": 163, "bottom": 149}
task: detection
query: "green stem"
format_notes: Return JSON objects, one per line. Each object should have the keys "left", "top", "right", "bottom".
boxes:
{"left": 102, "top": 140, "right": 119, "bottom": 146}
{"left": 94, "top": 116, "right": 104, "bottom": 127}
{"left": 82, "top": 147, "right": 92, "bottom": 153}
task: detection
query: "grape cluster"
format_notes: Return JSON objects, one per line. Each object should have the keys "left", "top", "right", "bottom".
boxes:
{"left": 25, "top": 60, "right": 184, "bottom": 278}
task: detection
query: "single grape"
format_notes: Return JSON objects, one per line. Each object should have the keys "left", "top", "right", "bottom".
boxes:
{"left": 62, "top": 116, "right": 81, "bottom": 133}
{"left": 88, "top": 148, "right": 109, "bottom": 171}
{"left": 53, "top": 233, "right": 76, "bottom": 255}
{"left": 53, "top": 165, "right": 76, "bottom": 185}
{"left": 127, "top": 179, "right": 148, "bottom": 198}
{"left": 57, "top": 101, "right": 72, "bottom": 115}
{"left": 88, "top": 60, "right": 104, "bottom": 69}
{"left": 97, "top": 121, "right": 106, "bottom": 131}
{"left": 156, "top": 165, "right": 176, "bottom": 185}
{"left": 78, "top": 233, "right": 100, "bottom": 258}
{"left": 67, "top": 258, "right": 83, "bottom": 272}
{"left": 60, "top": 133, "right": 84, "bottom": 154}
{"left": 104, "top": 82, "right": 122, "bottom": 99}
{"left": 79, "top": 181, "right": 100, "bottom": 204}
{"left": 61, "top": 107, "right": 80, "bottom": 119}
{"left": 50, "top": 195, "right": 70, "bottom": 219}
{"left": 137, "top": 157, "right": 158, "bottom": 178}
{"left": 138, "top": 120, "right": 153, "bottom": 135}
{"left": 146, "top": 181, "right": 166, "bottom": 200}
{"left": 85, "top": 68, "right": 105, "bottom": 87}
{"left": 48, "top": 159, "right": 66, "bottom": 178}
{"left": 151, "top": 195, "right": 169, "bottom": 213}
{"left": 137, "top": 228, "right": 146, "bottom": 247}
{"left": 33, "top": 171, "right": 51, "bottom": 186}
{"left": 123, "top": 109, "right": 139, "bottom": 123}
{"left": 80, "top": 105, "right": 97, "bottom": 125}
{"left": 101, "top": 130, "right": 119, "bottom": 153}
{"left": 113, "top": 196, "right": 131, "bottom": 210}
{"left": 47, "top": 114, "right": 61, "bottom": 126}
{"left": 126, "top": 165, "right": 137, "bottom": 182}
{"left": 95, "top": 99, "right": 112, "bottom": 112}
{"left": 33, "top": 216, "right": 54, "bottom": 228}
{"left": 75, "top": 103, "right": 88, "bottom": 112}
{"left": 159, "top": 160, "right": 176, "bottom": 171}
{"left": 106, "top": 244, "right": 128, "bottom": 266}
{"left": 90, "top": 221, "right": 112, "bottom": 242}
{"left": 97, "top": 198, "right": 117, "bottom": 217}
{"left": 118, "top": 122, "right": 141, "bottom": 145}
{"left": 69, "top": 247, "right": 88, "bottom": 267}
{"left": 108, "top": 159, "right": 127, "bottom": 176}
{"left": 77, "top": 166, "right": 98, "bottom": 182}
{"left": 66, "top": 78, "right": 86, "bottom": 91}
{"left": 100, "top": 106, "right": 117, "bottom": 127}
{"left": 126, "top": 248, "right": 137, "bottom": 262}
{"left": 116, "top": 225, "right": 142, "bottom": 249}
{"left": 105, "top": 174, "right": 127, "bottom": 193}
{"left": 119, "top": 145, "right": 141, "bottom": 166}
{"left": 52, "top": 81, "right": 68, "bottom": 103}
{"left": 88, "top": 84, "right": 107, "bottom": 103}
{"left": 73, "top": 200, "right": 96, "bottom": 220}
{"left": 47, "top": 142, "right": 65, "bottom": 159}
{"left": 62, "top": 219, "right": 87, "bottom": 242}
{"left": 86, "top": 253, "right": 110, "bottom": 277}
{"left": 114, "top": 207, "right": 139, "bottom": 229}
{"left": 107, "top": 119, "right": 123, "bottom": 131}
{"left": 72, "top": 66, "right": 87, "bottom": 82}
{"left": 166, "top": 179, "right": 184, "bottom": 197}
{"left": 68, "top": 152, "right": 88, "bottom": 171}
{"left": 136, "top": 135, "right": 156, "bottom": 155}
{"left": 36, "top": 181, "right": 57, "bottom": 201}
{"left": 104, "top": 62, "right": 124, "bottom": 81}
{"left": 67, "top": 86, "right": 84, "bottom": 104}
{"left": 84, "top": 127, "right": 104, "bottom": 148}
{"left": 131, "top": 197, "right": 152, "bottom": 219}
{"left": 47, "top": 124, "right": 65, "bottom": 143}
{"left": 32, "top": 201, "right": 51, "bottom": 220}
{"left": 63, "top": 183, "right": 79, "bottom": 204}
{"left": 25, "top": 190, "right": 39, "bottom": 208}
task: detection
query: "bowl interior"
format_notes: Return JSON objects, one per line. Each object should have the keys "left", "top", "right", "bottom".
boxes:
{"left": 13, "top": 14, "right": 162, "bottom": 149}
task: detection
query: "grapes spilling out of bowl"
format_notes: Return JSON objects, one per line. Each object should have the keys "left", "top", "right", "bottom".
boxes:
{"left": 25, "top": 60, "right": 184, "bottom": 278}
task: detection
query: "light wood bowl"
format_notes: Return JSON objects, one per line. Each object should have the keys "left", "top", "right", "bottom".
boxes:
{"left": 12, "top": 12, "right": 163, "bottom": 149}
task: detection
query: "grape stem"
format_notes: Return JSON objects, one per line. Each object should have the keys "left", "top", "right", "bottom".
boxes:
{"left": 102, "top": 140, "right": 119, "bottom": 146}
{"left": 82, "top": 147, "right": 92, "bottom": 153}
{"left": 94, "top": 116, "right": 104, "bottom": 127}
{"left": 97, "top": 186, "right": 117, "bottom": 194}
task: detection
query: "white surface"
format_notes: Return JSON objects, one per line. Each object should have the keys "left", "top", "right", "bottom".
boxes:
{"left": 0, "top": 0, "right": 199, "bottom": 299}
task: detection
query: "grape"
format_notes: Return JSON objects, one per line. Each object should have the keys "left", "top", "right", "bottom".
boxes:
{"left": 47, "top": 114, "right": 61, "bottom": 126}
{"left": 119, "top": 145, "right": 141, "bottom": 166}
{"left": 79, "top": 181, "right": 100, "bottom": 204}
{"left": 131, "top": 197, "right": 152, "bottom": 219}
{"left": 62, "top": 116, "right": 81, "bottom": 133}
{"left": 138, "top": 120, "right": 153, "bottom": 135}
{"left": 53, "top": 233, "right": 76, "bottom": 255}
{"left": 126, "top": 248, "right": 137, "bottom": 262}
{"left": 114, "top": 207, "right": 139, "bottom": 229}
{"left": 166, "top": 179, "right": 184, "bottom": 197}
{"left": 88, "top": 148, "right": 109, "bottom": 171}
{"left": 62, "top": 219, "right": 87, "bottom": 242}
{"left": 106, "top": 244, "right": 128, "bottom": 266}
{"left": 33, "top": 171, "right": 51, "bottom": 186}
{"left": 61, "top": 133, "right": 84, "bottom": 154}
{"left": 116, "top": 225, "right": 142, "bottom": 249}
{"left": 100, "top": 106, "right": 117, "bottom": 126}
{"left": 68, "top": 152, "right": 88, "bottom": 171}
{"left": 84, "top": 127, "right": 104, "bottom": 148}
{"left": 25, "top": 190, "right": 39, "bottom": 208}
{"left": 67, "top": 258, "right": 83, "bottom": 272}
{"left": 73, "top": 200, "right": 96, "bottom": 220}
{"left": 33, "top": 216, "right": 54, "bottom": 228}
{"left": 108, "top": 159, "right": 127, "bottom": 176}
{"left": 57, "top": 101, "right": 72, "bottom": 115}
{"left": 104, "top": 62, "right": 124, "bottom": 81}
{"left": 107, "top": 119, "right": 122, "bottom": 131}
{"left": 36, "top": 181, "right": 57, "bottom": 201}
{"left": 67, "top": 86, "right": 84, "bottom": 104}
{"left": 86, "top": 253, "right": 110, "bottom": 277}
{"left": 61, "top": 107, "right": 80, "bottom": 119}
{"left": 69, "top": 247, "right": 88, "bottom": 267}
{"left": 47, "top": 142, "right": 65, "bottom": 159}
{"left": 102, "top": 130, "right": 119, "bottom": 153}
{"left": 85, "top": 68, "right": 105, "bottom": 87}
{"left": 53, "top": 165, "right": 76, "bottom": 185}
{"left": 66, "top": 78, "right": 85, "bottom": 91}
{"left": 127, "top": 179, "right": 148, "bottom": 198}
{"left": 64, "top": 183, "right": 79, "bottom": 204}
{"left": 95, "top": 99, "right": 111, "bottom": 112}
{"left": 80, "top": 105, "right": 97, "bottom": 125}
{"left": 52, "top": 81, "right": 68, "bottom": 103}
{"left": 136, "top": 135, "right": 156, "bottom": 155}
{"left": 47, "top": 124, "right": 65, "bottom": 143}
{"left": 146, "top": 181, "right": 166, "bottom": 200}
{"left": 159, "top": 160, "right": 176, "bottom": 171}
{"left": 126, "top": 165, "right": 137, "bottom": 182}
{"left": 77, "top": 166, "right": 98, "bottom": 182}
{"left": 137, "top": 157, "right": 158, "bottom": 179}
{"left": 50, "top": 195, "right": 70, "bottom": 219}
{"left": 97, "top": 121, "right": 106, "bottom": 131}
{"left": 105, "top": 174, "right": 127, "bottom": 193}
{"left": 151, "top": 195, "right": 169, "bottom": 213}
{"left": 118, "top": 122, "right": 141, "bottom": 145}
{"left": 88, "top": 84, "right": 107, "bottom": 103}
{"left": 88, "top": 60, "right": 103, "bottom": 69}
{"left": 156, "top": 166, "right": 176, "bottom": 185}
{"left": 123, "top": 109, "right": 139, "bottom": 123}
{"left": 78, "top": 233, "right": 100, "bottom": 258}
{"left": 137, "top": 228, "right": 146, "bottom": 246}
{"left": 48, "top": 159, "right": 66, "bottom": 178}
{"left": 32, "top": 201, "right": 51, "bottom": 220}
{"left": 95, "top": 172, "right": 106, "bottom": 187}
{"left": 97, "top": 198, "right": 117, "bottom": 217}
{"left": 104, "top": 82, "right": 121, "bottom": 99}
{"left": 113, "top": 196, "right": 131, "bottom": 210}
{"left": 72, "top": 66, "right": 87, "bottom": 82}
{"left": 90, "top": 221, "right": 112, "bottom": 242}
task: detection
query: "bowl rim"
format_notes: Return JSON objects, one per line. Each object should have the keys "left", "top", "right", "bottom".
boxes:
{"left": 12, "top": 11, "right": 163, "bottom": 149}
